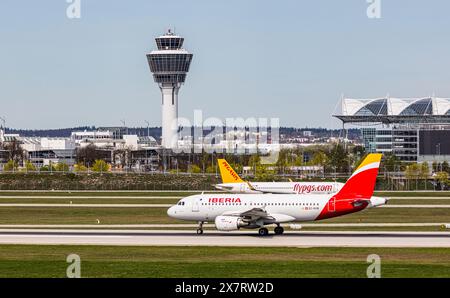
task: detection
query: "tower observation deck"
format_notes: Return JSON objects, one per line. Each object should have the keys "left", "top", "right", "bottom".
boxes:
{"left": 146, "top": 29, "right": 193, "bottom": 149}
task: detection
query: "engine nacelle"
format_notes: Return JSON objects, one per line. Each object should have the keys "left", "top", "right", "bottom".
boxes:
{"left": 215, "top": 216, "right": 246, "bottom": 231}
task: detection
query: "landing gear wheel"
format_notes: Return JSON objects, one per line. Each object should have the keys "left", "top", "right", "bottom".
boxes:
{"left": 258, "top": 227, "right": 269, "bottom": 236}
{"left": 274, "top": 226, "right": 284, "bottom": 235}
{"left": 196, "top": 221, "right": 204, "bottom": 235}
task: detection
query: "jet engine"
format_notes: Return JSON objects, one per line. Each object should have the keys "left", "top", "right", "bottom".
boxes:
{"left": 215, "top": 216, "right": 246, "bottom": 231}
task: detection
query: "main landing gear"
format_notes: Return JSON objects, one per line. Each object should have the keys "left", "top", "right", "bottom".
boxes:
{"left": 274, "top": 226, "right": 284, "bottom": 235}
{"left": 258, "top": 225, "right": 284, "bottom": 236}
{"left": 196, "top": 221, "right": 204, "bottom": 235}
{"left": 258, "top": 227, "right": 269, "bottom": 236}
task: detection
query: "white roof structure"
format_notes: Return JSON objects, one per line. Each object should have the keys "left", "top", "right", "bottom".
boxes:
{"left": 334, "top": 96, "right": 450, "bottom": 124}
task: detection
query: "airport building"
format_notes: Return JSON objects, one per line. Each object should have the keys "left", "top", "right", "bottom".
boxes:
{"left": 146, "top": 29, "right": 193, "bottom": 149}
{"left": 334, "top": 96, "right": 450, "bottom": 162}
{"left": 0, "top": 126, "right": 160, "bottom": 171}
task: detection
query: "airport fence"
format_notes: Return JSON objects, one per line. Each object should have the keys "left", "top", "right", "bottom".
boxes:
{"left": 0, "top": 172, "right": 220, "bottom": 191}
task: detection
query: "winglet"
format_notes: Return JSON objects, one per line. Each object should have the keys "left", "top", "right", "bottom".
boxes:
{"left": 217, "top": 159, "right": 244, "bottom": 183}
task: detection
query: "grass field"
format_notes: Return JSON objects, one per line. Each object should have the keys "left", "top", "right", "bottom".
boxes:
{"left": 0, "top": 198, "right": 449, "bottom": 205}
{"left": 0, "top": 245, "right": 448, "bottom": 278}
{"left": 0, "top": 190, "right": 449, "bottom": 197}
{"left": 0, "top": 206, "right": 448, "bottom": 225}
{"left": 0, "top": 198, "right": 180, "bottom": 204}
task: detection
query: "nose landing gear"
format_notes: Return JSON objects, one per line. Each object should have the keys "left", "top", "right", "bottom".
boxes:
{"left": 196, "top": 221, "right": 204, "bottom": 235}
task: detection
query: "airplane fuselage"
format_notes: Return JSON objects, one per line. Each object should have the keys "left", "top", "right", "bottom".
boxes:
{"left": 167, "top": 193, "right": 387, "bottom": 224}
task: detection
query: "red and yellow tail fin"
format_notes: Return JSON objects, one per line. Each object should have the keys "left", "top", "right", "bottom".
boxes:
{"left": 217, "top": 159, "right": 244, "bottom": 183}
{"left": 334, "top": 153, "right": 382, "bottom": 200}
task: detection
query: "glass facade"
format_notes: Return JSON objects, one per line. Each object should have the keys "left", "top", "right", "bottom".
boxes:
{"left": 148, "top": 54, "right": 193, "bottom": 73}
{"left": 153, "top": 74, "right": 187, "bottom": 83}
{"left": 399, "top": 98, "right": 433, "bottom": 116}
{"left": 361, "top": 128, "right": 377, "bottom": 153}
{"left": 156, "top": 37, "right": 184, "bottom": 50}
{"left": 355, "top": 99, "right": 387, "bottom": 116}
{"left": 147, "top": 31, "right": 193, "bottom": 85}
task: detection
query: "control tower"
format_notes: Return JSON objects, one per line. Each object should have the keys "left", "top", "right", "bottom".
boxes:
{"left": 146, "top": 29, "right": 193, "bottom": 149}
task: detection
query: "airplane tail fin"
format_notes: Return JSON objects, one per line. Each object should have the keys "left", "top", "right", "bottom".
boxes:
{"left": 217, "top": 159, "right": 244, "bottom": 183}
{"left": 334, "top": 153, "right": 382, "bottom": 200}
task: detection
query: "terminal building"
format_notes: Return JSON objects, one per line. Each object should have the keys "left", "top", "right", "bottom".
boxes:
{"left": 0, "top": 126, "right": 160, "bottom": 171}
{"left": 333, "top": 96, "right": 450, "bottom": 162}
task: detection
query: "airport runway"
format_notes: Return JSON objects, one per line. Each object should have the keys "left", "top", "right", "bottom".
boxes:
{"left": 0, "top": 223, "right": 447, "bottom": 228}
{"left": 0, "top": 230, "right": 448, "bottom": 247}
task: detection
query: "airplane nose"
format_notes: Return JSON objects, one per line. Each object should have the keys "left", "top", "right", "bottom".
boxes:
{"left": 167, "top": 206, "right": 176, "bottom": 218}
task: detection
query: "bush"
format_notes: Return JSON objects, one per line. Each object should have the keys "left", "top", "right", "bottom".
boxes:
{"left": 189, "top": 165, "right": 201, "bottom": 174}
{"left": 92, "top": 160, "right": 110, "bottom": 173}
{"left": 40, "top": 164, "right": 56, "bottom": 172}
{"left": 205, "top": 165, "right": 216, "bottom": 174}
{"left": 24, "top": 161, "right": 37, "bottom": 172}
{"left": 3, "top": 160, "right": 18, "bottom": 171}
{"left": 55, "top": 163, "right": 69, "bottom": 172}
{"left": 74, "top": 163, "right": 88, "bottom": 173}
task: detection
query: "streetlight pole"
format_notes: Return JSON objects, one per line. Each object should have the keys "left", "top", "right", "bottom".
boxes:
{"left": 145, "top": 120, "right": 150, "bottom": 137}
{"left": 121, "top": 120, "right": 127, "bottom": 135}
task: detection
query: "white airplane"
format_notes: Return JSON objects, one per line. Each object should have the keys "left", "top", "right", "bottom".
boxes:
{"left": 167, "top": 154, "right": 387, "bottom": 236}
{"left": 214, "top": 159, "right": 344, "bottom": 194}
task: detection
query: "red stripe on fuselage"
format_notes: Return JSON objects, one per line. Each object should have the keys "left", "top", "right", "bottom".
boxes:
{"left": 315, "top": 199, "right": 368, "bottom": 220}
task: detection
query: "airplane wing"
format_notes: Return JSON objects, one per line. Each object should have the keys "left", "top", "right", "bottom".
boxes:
{"left": 222, "top": 208, "right": 275, "bottom": 222}
{"left": 222, "top": 208, "right": 295, "bottom": 225}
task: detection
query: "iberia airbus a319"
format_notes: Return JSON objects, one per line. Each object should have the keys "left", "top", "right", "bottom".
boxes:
{"left": 167, "top": 154, "right": 387, "bottom": 236}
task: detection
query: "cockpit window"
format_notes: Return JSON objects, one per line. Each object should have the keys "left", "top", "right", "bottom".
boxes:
{"left": 177, "top": 201, "right": 185, "bottom": 206}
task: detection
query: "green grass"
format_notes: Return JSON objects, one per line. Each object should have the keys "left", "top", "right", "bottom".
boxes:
{"left": 0, "top": 207, "right": 177, "bottom": 224}
{"left": 0, "top": 198, "right": 179, "bottom": 204}
{"left": 0, "top": 198, "right": 448, "bottom": 205}
{"left": 319, "top": 207, "right": 450, "bottom": 223}
{"left": 0, "top": 245, "right": 448, "bottom": 278}
{"left": 0, "top": 206, "right": 447, "bottom": 225}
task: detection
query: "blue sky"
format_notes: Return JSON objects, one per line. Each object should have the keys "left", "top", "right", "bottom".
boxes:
{"left": 1, "top": 0, "right": 450, "bottom": 129}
